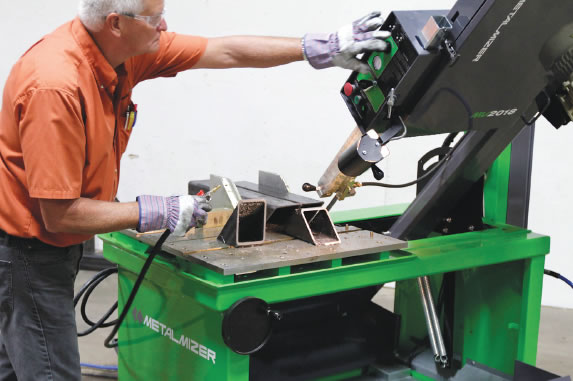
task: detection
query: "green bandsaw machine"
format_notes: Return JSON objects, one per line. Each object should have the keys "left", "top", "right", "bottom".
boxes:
{"left": 101, "top": 0, "right": 573, "bottom": 379}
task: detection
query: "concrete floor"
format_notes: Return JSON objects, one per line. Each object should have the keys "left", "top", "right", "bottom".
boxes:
{"left": 75, "top": 271, "right": 573, "bottom": 380}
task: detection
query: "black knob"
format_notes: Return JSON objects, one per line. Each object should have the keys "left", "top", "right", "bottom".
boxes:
{"left": 371, "top": 165, "right": 385, "bottom": 180}
{"left": 302, "top": 183, "right": 317, "bottom": 192}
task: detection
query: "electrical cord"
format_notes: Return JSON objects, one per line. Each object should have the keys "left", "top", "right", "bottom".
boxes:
{"left": 74, "top": 229, "right": 172, "bottom": 348}
{"left": 521, "top": 90, "right": 551, "bottom": 126}
{"left": 81, "top": 363, "right": 118, "bottom": 371}
{"left": 359, "top": 150, "right": 451, "bottom": 189}
{"left": 75, "top": 267, "right": 118, "bottom": 337}
{"left": 103, "top": 229, "right": 172, "bottom": 348}
{"left": 357, "top": 127, "right": 465, "bottom": 189}
{"left": 441, "top": 132, "right": 459, "bottom": 149}
{"left": 407, "top": 87, "right": 475, "bottom": 132}
{"left": 390, "top": 116, "right": 408, "bottom": 141}
{"left": 544, "top": 269, "right": 573, "bottom": 290}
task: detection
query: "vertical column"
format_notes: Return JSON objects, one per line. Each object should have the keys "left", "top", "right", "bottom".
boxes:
{"left": 517, "top": 255, "right": 545, "bottom": 365}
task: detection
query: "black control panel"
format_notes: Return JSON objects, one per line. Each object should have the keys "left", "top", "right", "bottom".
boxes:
{"left": 341, "top": 10, "right": 449, "bottom": 135}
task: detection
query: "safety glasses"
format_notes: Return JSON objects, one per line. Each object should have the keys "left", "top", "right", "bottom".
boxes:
{"left": 122, "top": 10, "right": 165, "bottom": 28}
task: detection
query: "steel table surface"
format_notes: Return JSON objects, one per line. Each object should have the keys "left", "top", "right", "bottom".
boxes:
{"left": 121, "top": 226, "right": 407, "bottom": 275}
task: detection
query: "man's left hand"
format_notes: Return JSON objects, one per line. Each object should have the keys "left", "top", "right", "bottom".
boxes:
{"left": 303, "top": 11, "right": 391, "bottom": 73}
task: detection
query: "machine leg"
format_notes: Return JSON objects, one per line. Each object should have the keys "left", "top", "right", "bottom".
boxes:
{"left": 517, "top": 256, "right": 545, "bottom": 365}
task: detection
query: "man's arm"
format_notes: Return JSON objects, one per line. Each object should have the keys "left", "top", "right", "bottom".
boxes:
{"left": 39, "top": 198, "right": 139, "bottom": 235}
{"left": 192, "top": 12, "right": 391, "bottom": 73}
{"left": 193, "top": 36, "right": 303, "bottom": 69}
{"left": 38, "top": 195, "right": 212, "bottom": 236}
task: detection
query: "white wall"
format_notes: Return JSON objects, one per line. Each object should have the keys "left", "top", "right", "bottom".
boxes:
{"left": 0, "top": 0, "right": 571, "bottom": 309}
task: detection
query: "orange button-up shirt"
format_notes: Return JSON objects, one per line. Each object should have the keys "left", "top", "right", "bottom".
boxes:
{"left": 0, "top": 18, "right": 207, "bottom": 247}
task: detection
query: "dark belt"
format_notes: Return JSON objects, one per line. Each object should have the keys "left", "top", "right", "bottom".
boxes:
{"left": 0, "top": 230, "right": 57, "bottom": 250}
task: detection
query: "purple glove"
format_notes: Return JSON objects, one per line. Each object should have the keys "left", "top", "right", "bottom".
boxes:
{"left": 303, "top": 11, "right": 391, "bottom": 73}
{"left": 136, "top": 195, "right": 212, "bottom": 236}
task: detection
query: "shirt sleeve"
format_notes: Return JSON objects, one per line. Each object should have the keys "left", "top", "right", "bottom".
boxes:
{"left": 129, "top": 32, "right": 208, "bottom": 84}
{"left": 19, "top": 88, "right": 85, "bottom": 199}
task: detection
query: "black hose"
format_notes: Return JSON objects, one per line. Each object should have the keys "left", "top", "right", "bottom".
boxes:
{"left": 360, "top": 150, "right": 451, "bottom": 189}
{"left": 75, "top": 230, "right": 172, "bottom": 348}
{"left": 359, "top": 128, "right": 470, "bottom": 190}
{"left": 104, "top": 229, "right": 172, "bottom": 348}
{"left": 544, "top": 269, "right": 573, "bottom": 290}
{"left": 442, "top": 132, "right": 459, "bottom": 148}
{"left": 75, "top": 267, "right": 118, "bottom": 337}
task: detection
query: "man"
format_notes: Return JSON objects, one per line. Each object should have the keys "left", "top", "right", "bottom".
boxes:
{"left": 0, "top": 0, "right": 390, "bottom": 379}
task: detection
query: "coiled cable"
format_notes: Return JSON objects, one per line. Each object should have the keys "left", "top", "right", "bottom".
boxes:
{"left": 75, "top": 267, "right": 118, "bottom": 337}
{"left": 75, "top": 229, "right": 172, "bottom": 348}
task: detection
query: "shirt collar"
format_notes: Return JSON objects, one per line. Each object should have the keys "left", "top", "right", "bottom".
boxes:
{"left": 71, "top": 17, "right": 119, "bottom": 94}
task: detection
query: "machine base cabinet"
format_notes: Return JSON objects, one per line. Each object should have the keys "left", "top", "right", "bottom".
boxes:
{"left": 101, "top": 221, "right": 547, "bottom": 381}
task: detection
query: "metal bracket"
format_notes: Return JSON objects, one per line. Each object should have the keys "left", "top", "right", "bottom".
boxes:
{"left": 209, "top": 174, "right": 242, "bottom": 210}
{"left": 420, "top": 15, "right": 453, "bottom": 50}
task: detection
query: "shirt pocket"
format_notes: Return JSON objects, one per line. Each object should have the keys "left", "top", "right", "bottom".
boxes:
{"left": 0, "top": 260, "right": 13, "bottom": 315}
{"left": 117, "top": 100, "right": 136, "bottom": 155}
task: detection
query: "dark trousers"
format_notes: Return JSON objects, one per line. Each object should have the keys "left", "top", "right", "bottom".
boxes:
{"left": 0, "top": 236, "right": 82, "bottom": 381}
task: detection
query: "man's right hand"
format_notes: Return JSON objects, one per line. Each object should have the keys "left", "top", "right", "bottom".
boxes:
{"left": 136, "top": 195, "right": 212, "bottom": 236}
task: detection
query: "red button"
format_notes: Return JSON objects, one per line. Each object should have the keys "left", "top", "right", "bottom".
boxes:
{"left": 343, "top": 82, "right": 355, "bottom": 97}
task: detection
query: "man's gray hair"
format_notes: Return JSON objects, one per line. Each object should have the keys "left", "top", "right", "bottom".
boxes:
{"left": 78, "top": 0, "right": 145, "bottom": 31}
